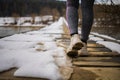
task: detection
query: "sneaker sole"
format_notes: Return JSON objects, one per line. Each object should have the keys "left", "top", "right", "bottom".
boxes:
{"left": 67, "top": 42, "right": 84, "bottom": 58}
{"left": 72, "top": 42, "right": 84, "bottom": 50}
{"left": 67, "top": 50, "right": 78, "bottom": 58}
{"left": 67, "top": 50, "right": 89, "bottom": 58}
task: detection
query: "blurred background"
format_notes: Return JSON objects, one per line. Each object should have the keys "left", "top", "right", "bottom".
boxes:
{"left": 0, "top": 0, "right": 120, "bottom": 39}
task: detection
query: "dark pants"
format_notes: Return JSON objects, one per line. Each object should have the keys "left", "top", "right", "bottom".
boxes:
{"left": 66, "top": 0, "right": 95, "bottom": 42}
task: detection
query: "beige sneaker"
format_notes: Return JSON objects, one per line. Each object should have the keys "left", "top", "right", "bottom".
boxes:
{"left": 67, "top": 34, "right": 84, "bottom": 58}
{"left": 78, "top": 42, "right": 88, "bottom": 56}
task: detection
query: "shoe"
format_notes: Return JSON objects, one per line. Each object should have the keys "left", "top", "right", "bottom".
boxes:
{"left": 78, "top": 42, "right": 88, "bottom": 56}
{"left": 67, "top": 34, "right": 84, "bottom": 58}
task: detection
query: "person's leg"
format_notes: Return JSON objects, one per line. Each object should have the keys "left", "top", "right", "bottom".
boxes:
{"left": 66, "top": 0, "right": 84, "bottom": 58}
{"left": 66, "top": 0, "right": 79, "bottom": 35}
{"left": 81, "top": 0, "right": 95, "bottom": 43}
{"left": 77, "top": 0, "right": 95, "bottom": 56}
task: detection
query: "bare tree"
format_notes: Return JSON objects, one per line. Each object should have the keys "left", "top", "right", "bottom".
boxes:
{"left": 95, "top": 0, "right": 120, "bottom": 27}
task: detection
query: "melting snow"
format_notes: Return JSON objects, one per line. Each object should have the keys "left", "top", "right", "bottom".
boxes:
{"left": 0, "top": 17, "right": 71, "bottom": 80}
{"left": 89, "top": 34, "right": 120, "bottom": 53}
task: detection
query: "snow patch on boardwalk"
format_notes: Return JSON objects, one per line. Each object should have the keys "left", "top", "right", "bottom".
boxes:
{"left": 97, "top": 41, "right": 120, "bottom": 53}
{"left": 0, "top": 17, "right": 72, "bottom": 80}
{"left": 89, "top": 33, "right": 120, "bottom": 54}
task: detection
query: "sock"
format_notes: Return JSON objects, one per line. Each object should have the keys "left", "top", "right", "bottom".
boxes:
{"left": 81, "top": 39, "right": 87, "bottom": 44}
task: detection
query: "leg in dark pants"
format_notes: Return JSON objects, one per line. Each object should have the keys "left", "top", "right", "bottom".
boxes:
{"left": 81, "top": 0, "right": 95, "bottom": 43}
{"left": 66, "top": 0, "right": 95, "bottom": 57}
{"left": 66, "top": 0, "right": 79, "bottom": 35}
{"left": 66, "top": 0, "right": 94, "bottom": 43}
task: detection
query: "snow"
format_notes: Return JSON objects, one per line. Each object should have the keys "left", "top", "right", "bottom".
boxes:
{"left": 97, "top": 41, "right": 120, "bottom": 53}
{"left": 89, "top": 34, "right": 120, "bottom": 53}
{"left": 17, "top": 17, "right": 33, "bottom": 26}
{"left": 0, "top": 40, "right": 36, "bottom": 50}
{"left": 32, "top": 23, "right": 47, "bottom": 27}
{"left": 34, "top": 16, "right": 42, "bottom": 23}
{"left": 41, "top": 15, "right": 53, "bottom": 21}
{"left": 0, "top": 17, "right": 72, "bottom": 80}
{"left": 0, "top": 49, "right": 63, "bottom": 79}
{"left": 58, "top": 0, "right": 120, "bottom": 5}
{"left": 89, "top": 35, "right": 104, "bottom": 41}
{"left": 117, "top": 40, "right": 120, "bottom": 42}
{"left": 21, "top": 22, "right": 32, "bottom": 26}
{"left": 0, "top": 17, "right": 15, "bottom": 26}
{"left": 39, "top": 17, "right": 66, "bottom": 34}
{"left": 1, "top": 34, "right": 54, "bottom": 42}
{"left": 96, "top": 0, "right": 120, "bottom": 5}
{"left": 91, "top": 32, "right": 116, "bottom": 40}
{"left": 14, "top": 62, "right": 62, "bottom": 80}
{"left": 0, "top": 23, "right": 4, "bottom": 26}
{"left": 1, "top": 16, "right": 120, "bottom": 79}
{"left": 0, "top": 15, "right": 53, "bottom": 26}
{"left": 0, "top": 18, "right": 5, "bottom": 26}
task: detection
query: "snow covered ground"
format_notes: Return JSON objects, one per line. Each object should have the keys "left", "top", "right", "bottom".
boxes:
{"left": 0, "top": 15, "right": 53, "bottom": 26}
{"left": 0, "top": 17, "right": 120, "bottom": 80}
{"left": 0, "top": 17, "right": 72, "bottom": 80}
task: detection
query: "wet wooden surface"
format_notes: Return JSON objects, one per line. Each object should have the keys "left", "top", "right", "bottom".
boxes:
{"left": 62, "top": 26, "right": 120, "bottom": 80}
{"left": 63, "top": 37, "right": 120, "bottom": 80}
{"left": 69, "top": 67, "right": 120, "bottom": 80}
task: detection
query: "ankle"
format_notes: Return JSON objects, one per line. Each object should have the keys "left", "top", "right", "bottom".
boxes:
{"left": 81, "top": 39, "right": 87, "bottom": 44}
{"left": 70, "top": 33, "right": 78, "bottom": 37}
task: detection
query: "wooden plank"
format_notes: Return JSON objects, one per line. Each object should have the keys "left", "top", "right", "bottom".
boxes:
{"left": 70, "top": 67, "right": 120, "bottom": 80}
{"left": 87, "top": 43, "right": 104, "bottom": 48}
{"left": 44, "top": 33, "right": 69, "bottom": 35}
{"left": 87, "top": 40, "right": 96, "bottom": 43}
{"left": 79, "top": 52, "right": 120, "bottom": 57}
{"left": 73, "top": 61, "right": 120, "bottom": 67}
{"left": 57, "top": 41, "right": 105, "bottom": 48}
{"left": 73, "top": 57, "right": 120, "bottom": 67}
{"left": 56, "top": 37, "right": 96, "bottom": 42}
{"left": 73, "top": 57, "right": 120, "bottom": 62}
{"left": 57, "top": 38, "right": 96, "bottom": 43}
{"left": 55, "top": 38, "right": 70, "bottom": 40}
{"left": 88, "top": 47, "right": 111, "bottom": 52}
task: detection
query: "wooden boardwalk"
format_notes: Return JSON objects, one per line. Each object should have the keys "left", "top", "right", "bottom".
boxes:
{"left": 57, "top": 34, "right": 120, "bottom": 80}
{"left": 0, "top": 25, "right": 120, "bottom": 80}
